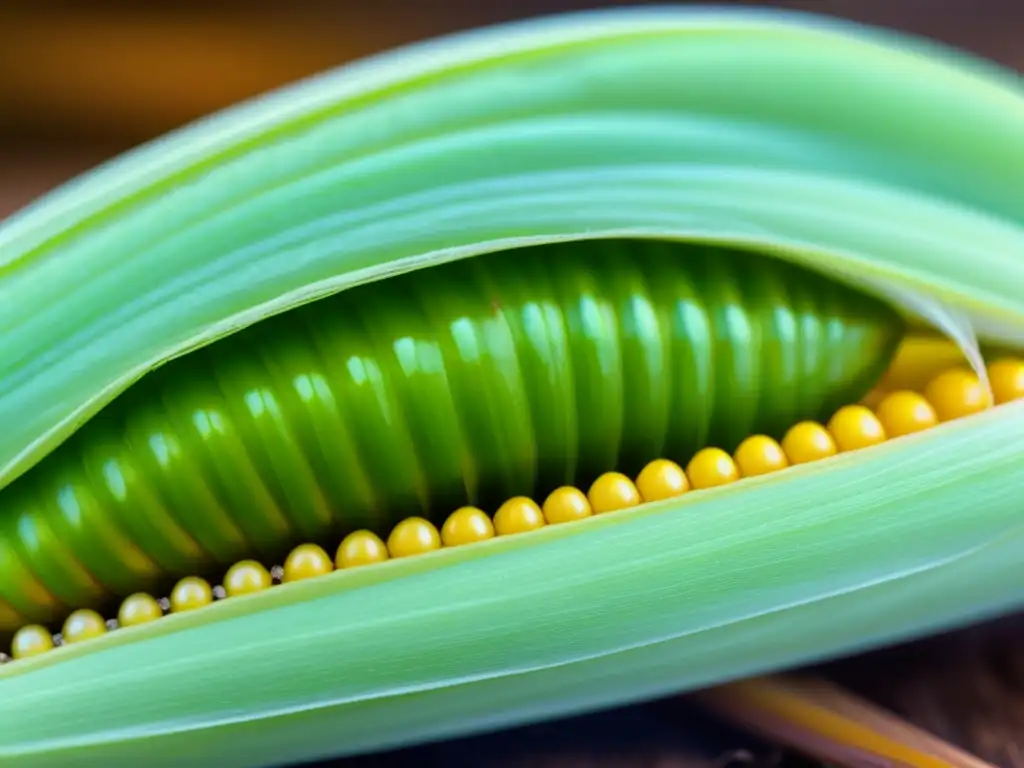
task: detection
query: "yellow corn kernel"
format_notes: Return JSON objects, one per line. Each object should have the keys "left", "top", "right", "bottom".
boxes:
{"left": 283, "top": 544, "right": 335, "bottom": 581}
{"left": 781, "top": 422, "right": 837, "bottom": 465}
{"left": 542, "top": 486, "right": 593, "bottom": 524}
{"left": 827, "top": 405, "right": 887, "bottom": 452}
{"left": 62, "top": 609, "right": 107, "bottom": 644}
{"left": 494, "top": 497, "right": 546, "bottom": 535}
{"left": 336, "top": 530, "right": 390, "bottom": 568}
{"left": 587, "top": 472, "right": 642, "bottom": 514}
{"left": 988, "top": 358, "right": 1024, "bottom": 404}
{"left": 874, "top": 391, "right": 938, "bottom": 437}
{"left": 635, "top": 459, "right": 689, "bottom": 502}
{"left": 441, "top": 507, "right": 496, "bottom": 546}
{"left": 924, "top": 368, "right": 991, "bottom": 421}
{"left": 170, "top": 577, "right": 214, "bottom": 613}
{"left": 118, "top": 593, "right": 163, "bottom": 627}
{"left": 11, "top": 625, "right": 54, "bottom": 659}
{"left": 686, "top": 448, "right": 740, "bottom": 489}
{"left": 387, "top": 518, "right": 442, "bottom": 558}
{"left": 224, "top": 560, "right": 274, "bottom": 596}
{"left": 734, "top": 435, "right": 789, "bottom": 478}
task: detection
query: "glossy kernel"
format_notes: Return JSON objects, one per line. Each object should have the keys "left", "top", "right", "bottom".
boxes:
{"left": 441, "top": 507, "right": 495, "bottom": 546}
{"left": 11, "top": 625, "right": 54, "bottom": 659}
{"left": 587, "top": 472, "right": 642, "bottom": 514}
{"left": 636, "top": 459, "right": 689, "bottom": 502}
{"left": 283, "top": 544, "right": 334, "bottom": 582}
{"left": 336, "top": 530, "right": 390, "bottom": 568}
{"left": 875, "top": 391, "right": 939, "bottom": 437}
{"left": 11, "top": 345, "right": 1006, "bottom": 657}
{"left": 494, "top": 497, "right": 547, "bottom": 535}
{"left": 542, "top": 486, "right": 593, "bottom": 524}
{"left": 781, "top": 422, "right": 837, "bottom": 465}
{"left": 170, "top": 576, "right": 214, "bottom": 613}
{"left": 924, "top": 368, "right": 991, "bottom": 421}
{"left": 224, "top": 560, "right": 273, "bottom": 596}
{"left": 988, "top": 358, "right": 1024, "bottom": 404}
{"left": 117, "top": 593, "right": 163, "bottom": 627}
{"left": 387, "top": 517, "right": 442, "bottom": 558}
{"left": 686, "top": 448, "right": 740, "bottom": 489}
{"left": 734, "top": 435, "right": 789, "bottom": 478}
{"left": 62, "top": 609, "right": 107, "bottom": 644}
{"left": 827, "top": 405, "right": 887, "bottom": 452}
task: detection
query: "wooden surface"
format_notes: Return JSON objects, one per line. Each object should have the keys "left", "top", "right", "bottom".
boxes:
{"left": 319, "top": 615, "right": 1024, "bottom": 767}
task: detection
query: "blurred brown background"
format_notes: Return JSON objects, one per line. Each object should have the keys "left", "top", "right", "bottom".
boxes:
{"left": 1, "top": 0, "right": 1021, "bottom": 221}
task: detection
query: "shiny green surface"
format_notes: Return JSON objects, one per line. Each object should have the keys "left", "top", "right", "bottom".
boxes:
{"left": 2, "top": 8, "right": 1024, "bottom": 766}
{"left": 0, "top": 240, "right": 901, "bottom": 628}
{"left": 3, "top": 8, "right": 1024, "bottom": 496}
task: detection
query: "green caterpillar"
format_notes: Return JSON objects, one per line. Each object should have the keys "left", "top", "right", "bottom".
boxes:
{"left": 0, "top": 239, "right": 901, "bottom": 631}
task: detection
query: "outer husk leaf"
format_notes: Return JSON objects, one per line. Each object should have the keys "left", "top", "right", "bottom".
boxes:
{"left": 2, "top": 6, "right": 1024, "bottom": 767}
{"left": 3, "top": 402, "right": 1024, "bottom": 766}
{"left": 2, "top": 5, "right": 1024, "bottom": 489}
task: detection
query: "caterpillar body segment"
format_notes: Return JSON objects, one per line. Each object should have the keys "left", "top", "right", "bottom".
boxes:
{"left": 3, "top": 6, "right": 1024, "bottom": 768}
{"left": 4, "top": 360, "right": 1024, "bottom": 768}
{"left": 7, "top": 352, "right": 1023, "bottom": 664}
{"left": 6, "top": 352, "right": 1021, "bottom": 664}
{"left": 0, "top": 240, "right": 902, "bottom": 632}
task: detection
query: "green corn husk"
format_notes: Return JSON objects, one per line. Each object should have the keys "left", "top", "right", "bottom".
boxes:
{"left": 1, "top": 7, "right": 1024, "bottom": 767}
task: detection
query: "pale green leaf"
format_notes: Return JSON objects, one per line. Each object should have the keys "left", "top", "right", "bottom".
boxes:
{"left": 2, "top": 8, "right": 1024, "bottom": 767}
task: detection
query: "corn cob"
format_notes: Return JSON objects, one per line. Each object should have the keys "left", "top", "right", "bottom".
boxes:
{"left": 1, "top": 6, "right": 1024, "bottom": 767}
